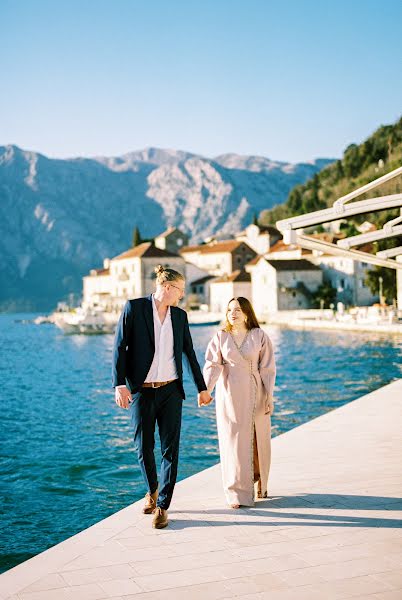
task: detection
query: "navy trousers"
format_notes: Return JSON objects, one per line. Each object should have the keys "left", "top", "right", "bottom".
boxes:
{"left": 129, "top": 380, "right": 183, "bottom": 510}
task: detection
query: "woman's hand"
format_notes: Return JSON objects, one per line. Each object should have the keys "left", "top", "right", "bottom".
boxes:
{"left": 198, "top": 391, "right": 213, "bottom": 406}
{"left": 265, "top": 396, "right": 275, "bottom": 415}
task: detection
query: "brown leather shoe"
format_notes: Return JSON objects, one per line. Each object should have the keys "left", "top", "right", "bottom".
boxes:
{"left": 152, "top": 507, "right": 168, "bottom": 529}
{"left": 143, "top": 489, "right": 158, "bottom": 514}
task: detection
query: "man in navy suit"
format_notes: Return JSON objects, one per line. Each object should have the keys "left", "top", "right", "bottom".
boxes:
{"left": 112, "top": 265, "right": 211, "bottom": 529}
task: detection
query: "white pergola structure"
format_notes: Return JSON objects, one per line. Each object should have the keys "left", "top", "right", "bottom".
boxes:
{"left": 276, "top": 165, "right": 402, "bottom": 310}
{"left": 377, "top": 246, "right": 402, "bottom": 259}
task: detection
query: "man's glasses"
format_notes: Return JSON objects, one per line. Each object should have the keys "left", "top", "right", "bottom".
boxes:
{"left": 169, "top": 283, "right": 185, "bottom": 295}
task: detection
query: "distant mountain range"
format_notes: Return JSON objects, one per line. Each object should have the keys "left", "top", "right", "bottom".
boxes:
{"left": 0, "top": 145, "right": 334, "bottom": 310}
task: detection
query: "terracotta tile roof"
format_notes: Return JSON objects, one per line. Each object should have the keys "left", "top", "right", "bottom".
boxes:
{"left": 180, "top": 243, "right": 207, "bottom": 253}
{"left": 247, "top": 248, "right": 314, "bottom": 268}
{"left": 112, "top": 242, "right": 180, "bottom": 261}
{"left": 181, "top": 240, "right": 254, "bottom": 255}
{"left": 87, "top": 267, "right": 110, "bottom": 277}
{"left": 269, "top": 240, "right": 299, "bottom": 253}
{"left": 94, "top": 268, "right": 110, "bottom": 276}
{"left": 315, "top": 241, "right": 374, "bottom": 257}
{"left": 212, "top": 269, "right": 251, "bottom": 283}
{"left": 265, "top": 259, "right": 321, "bottom": 271}
{"left": 245, "top": 255, "right": 263, "bottom": 266}
{"left": 309, "top": 232, "right": 346, "bottom": 243}
{"left": 156, "top": 227, "right": 183, "bottom": 239}
{"left": 358, "top": 242, "right": 374, "bottom": 253}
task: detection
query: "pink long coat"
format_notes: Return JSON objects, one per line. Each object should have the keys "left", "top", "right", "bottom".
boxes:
{"left": 203, "top": 328, "right": 276, "bottom": 506}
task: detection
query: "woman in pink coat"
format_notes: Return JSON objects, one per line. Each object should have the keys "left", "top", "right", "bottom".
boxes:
{"left": 202, "top": 297, "right": 276, "bottom": 508}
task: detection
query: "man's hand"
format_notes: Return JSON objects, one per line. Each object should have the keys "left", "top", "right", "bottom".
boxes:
{"left": 115, "top": 386, "right": 132, "bottom": 409}
{"left": 198, "top": 390, "right": 213, "bottom": 407}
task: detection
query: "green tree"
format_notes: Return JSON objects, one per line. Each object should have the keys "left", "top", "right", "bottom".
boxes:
{"left": 287, "top": 187, "right": 303, "bottom": 214}
{"left": 334, "top": 160, "right": 344, "bottom": 181}
{"left": 132, "top": 226, "right": 141, "bottom": 247}
{"left": 365, "top": 267, "right": 396, "bottom": 304}
{"left": 257, "top": 115, "right": 402, "bottom": 232}
{"left": 312, "top": 281, "right": 337, "bottom": 308}
{"left": 339, "top": 221, "right": 360, "bottom": 238}
{"left": 343, "top": 143, "right": 361, "bottom": 178}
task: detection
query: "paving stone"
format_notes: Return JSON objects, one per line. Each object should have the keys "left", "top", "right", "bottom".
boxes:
{"left": 1, "top": 380, "right": 401, "bottom": 600}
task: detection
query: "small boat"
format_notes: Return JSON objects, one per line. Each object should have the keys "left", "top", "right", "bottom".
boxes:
{"left": 33, "top": 315, "right": 55, "bottom": 325}
{"left": 53, "top": 308, "right": 119, "bottom": 335}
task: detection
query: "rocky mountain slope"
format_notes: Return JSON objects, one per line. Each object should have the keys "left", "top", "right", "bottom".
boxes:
{"left": 0, "top": 145, "right": 332, "bottom": 310}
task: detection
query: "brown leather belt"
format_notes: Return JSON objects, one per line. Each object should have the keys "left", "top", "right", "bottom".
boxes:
{"left": 142, "top": 379, "right": 177, "bottom": 389}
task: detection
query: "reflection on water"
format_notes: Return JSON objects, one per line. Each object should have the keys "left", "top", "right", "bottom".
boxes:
{"left": 0, "top": 314, "right": 400, "bottom": 573}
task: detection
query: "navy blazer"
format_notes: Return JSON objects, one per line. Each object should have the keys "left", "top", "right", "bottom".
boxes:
{"left": 112, "top": 295, "right": 207, "bottom": 399}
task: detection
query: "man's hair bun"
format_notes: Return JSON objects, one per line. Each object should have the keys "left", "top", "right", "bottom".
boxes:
{"left": 154, "top": 265, "right": 184, "bottom": 286}
{"left": 154, "top": 265, "right": 165, "bottom": 275}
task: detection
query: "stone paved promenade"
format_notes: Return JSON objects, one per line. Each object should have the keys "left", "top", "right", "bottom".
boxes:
{"left": 1, "top": 380, "right": 401, "bottom": 600}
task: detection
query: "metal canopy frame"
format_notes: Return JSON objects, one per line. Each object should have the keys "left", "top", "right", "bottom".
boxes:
{"left": 276, "top": 193, "right": 402, "bottom": 232}
{"left": 275, "top": 165, "right": 402, "bottom": 270}
{"left": 337, "top": 224, "right": 402, "bottom": 249}
{"left": 377, "top": 246, "right": 402, "bottom": 258}
{"left": 294, "top": 234, "right": 402, "bottom": 270}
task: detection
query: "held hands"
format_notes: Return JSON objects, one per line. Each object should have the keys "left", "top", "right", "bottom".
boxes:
{"left": 115, "top": 386, "right": 132, "bottom": 409}
{"left": 198, "top": 390, "right": 213, "bottom": 407}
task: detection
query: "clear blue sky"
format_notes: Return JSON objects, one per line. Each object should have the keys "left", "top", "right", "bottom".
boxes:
{"left": 1, "top": 0, "right": 401, "bottom": 163}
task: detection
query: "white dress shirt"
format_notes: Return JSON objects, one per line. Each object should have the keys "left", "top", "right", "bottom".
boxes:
{"left": 116, "top": 295, "right": 178, "bottom": 389}
{"left": 143, "top": 295, "right": 178, "bottom": 383}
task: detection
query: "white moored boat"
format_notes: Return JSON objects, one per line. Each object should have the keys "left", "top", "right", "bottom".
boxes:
{"left": 53, "top": 307, "right": 119, "bottom": 334}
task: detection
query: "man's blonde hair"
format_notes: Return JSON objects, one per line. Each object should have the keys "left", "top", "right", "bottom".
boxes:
{"left": 154, "top": 265, "right": 184, "bottom": 286}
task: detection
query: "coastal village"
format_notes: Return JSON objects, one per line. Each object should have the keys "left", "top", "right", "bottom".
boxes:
{"left": 79, "top": 221, "right": 395, "bottom": 327}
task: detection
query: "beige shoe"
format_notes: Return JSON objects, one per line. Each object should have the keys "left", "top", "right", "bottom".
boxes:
{"left": 143, "top": 489, "right": 158, "bottom": 514}
{"left": 152, "top": 507, "right": 168, "bottom": 529}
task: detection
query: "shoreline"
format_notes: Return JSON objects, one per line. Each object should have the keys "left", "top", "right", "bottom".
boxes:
{"left": 263, "top": 317, "right": 402, "bottom": 335}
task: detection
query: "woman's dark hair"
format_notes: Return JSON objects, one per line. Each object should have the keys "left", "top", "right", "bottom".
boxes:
{"left": 223, "top": 297, "right": 260, "bottom": 331}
